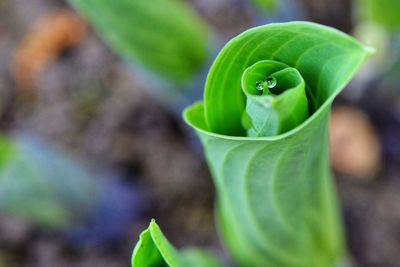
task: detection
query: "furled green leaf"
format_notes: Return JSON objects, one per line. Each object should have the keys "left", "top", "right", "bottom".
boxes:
{"left": 68, "top": 0, "right": 212, "bottom": 84}
{"left": 132, "top": 220, "right": 222, "bottom": 267}
{"left": 241, "top": 60, "right": 308, "bottom": 136}
{"left": 184, "top": 22, "right": 372, "bottom": 267}
{"left": 357, "top": 0, "right": 400, "bottom": 32}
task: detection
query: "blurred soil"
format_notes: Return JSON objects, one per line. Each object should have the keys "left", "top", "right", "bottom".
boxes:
{"left": 0, "top": 0, "right": 399, "bottom": 267}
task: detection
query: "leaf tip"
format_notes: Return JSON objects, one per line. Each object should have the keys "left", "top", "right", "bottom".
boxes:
{"left": 364, "top": 45, "right": 377, "bottom": 56}
{"left": 149, "top": 218, "right": 161, "bottom": 232}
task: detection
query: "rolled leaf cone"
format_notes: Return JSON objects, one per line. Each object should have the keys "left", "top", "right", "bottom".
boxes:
{"left": 184, "top": 22, "right": 373, "bottom": 267}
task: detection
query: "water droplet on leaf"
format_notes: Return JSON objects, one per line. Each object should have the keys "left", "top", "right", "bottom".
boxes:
{"left": 266, "top": 76, "right": 277, "bottom": 89}
{"left": 256, "top": 81, "right": 264, "bottom": 94}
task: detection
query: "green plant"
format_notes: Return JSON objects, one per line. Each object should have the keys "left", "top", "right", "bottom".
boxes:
{"left": 132, "top": 220, "right": 222, "bottom": 267}
{"left": 357, "top": 0, "right": 400, "bottom": 32}
{"left": 250, "top": 0, "right": 280, "bottom": 11}
{"left": 353, "top": 0, "right": 400, "bottom": 81}
{"left": 132, "top": 21, "right": 372, "bottom": 267}
{"left": 68, "top": 0, "right": 212, "bottom": 85}
{"left": 0, "top": 136, "right": 101, "bottom": 228}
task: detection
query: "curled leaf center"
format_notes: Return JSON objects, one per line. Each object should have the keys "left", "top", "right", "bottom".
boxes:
{"left": 241, "top": 60, "right": 309, "bottom": 137}
{"left": 255, "top": 76, "right": 277, "bottom": 95}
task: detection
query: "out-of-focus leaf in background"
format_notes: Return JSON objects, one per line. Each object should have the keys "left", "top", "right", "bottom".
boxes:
{"left": 357, "top": 0, "right": 400, "bottom": 32}
{"left": 68, "top": 0, "right": 213, "bottom": 85}
{"left": 250, "top": 0, "right": 279, "bottom": 12}
{"left": 0, "top": 137, "right": 100, "bottom": 228}
{"left": 352, "top": 0, "right": 400, "bottom": 99}
{"left": 0, "top": 135, "right": 141, "bottom": 243}
{"left": 0, "top": 137, "right": 15, "bottom": 169}
{"left": 0, "top": 136, "right": 99, "bottom": 228}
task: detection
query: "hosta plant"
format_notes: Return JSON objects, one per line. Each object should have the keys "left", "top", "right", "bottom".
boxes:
{"left": 133, "top": 21, "right": 373, "bottom": 267}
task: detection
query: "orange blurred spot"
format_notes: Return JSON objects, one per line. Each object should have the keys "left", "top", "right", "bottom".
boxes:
{"left": 14, "top": 9, "right": 87, "bottom": 92}
{"left": 330, "top": 106, "right": 381, "bottom": 180}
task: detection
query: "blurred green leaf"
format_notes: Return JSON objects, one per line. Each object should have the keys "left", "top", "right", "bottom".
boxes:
{"left": 250, "top": 0, "right": 279, "bottom": 11}
{"left": 132, "top": 220, "right": 223, "bottom": 267}
{"left": 358, "top": 0, "right": 400, "bottom": 32}
{"left": 0, "top": 136, "right": 101, "bottom": 228}
{"left": 68, "top": 0, "right": 212, "bottom": 84}
{"left": 0, "top": 136, "right": 16, "bottom": 169}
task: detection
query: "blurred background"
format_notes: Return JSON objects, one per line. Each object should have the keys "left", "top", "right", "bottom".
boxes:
{"left": 0, "top": 0, "right": 399, "bottom": 266}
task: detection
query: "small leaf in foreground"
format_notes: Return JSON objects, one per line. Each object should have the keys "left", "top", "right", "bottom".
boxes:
{"left": 132, "top": 220, "right": 222, "bottom": 267}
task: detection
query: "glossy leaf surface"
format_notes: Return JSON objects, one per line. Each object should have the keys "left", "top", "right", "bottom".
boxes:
{"left": 184, "top": 22, "right": 372, "bottom": 267}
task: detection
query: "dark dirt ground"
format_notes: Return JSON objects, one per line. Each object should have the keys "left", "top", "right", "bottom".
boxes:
{"left": 0, "top": 0, "right": 399, "bottom": 267}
